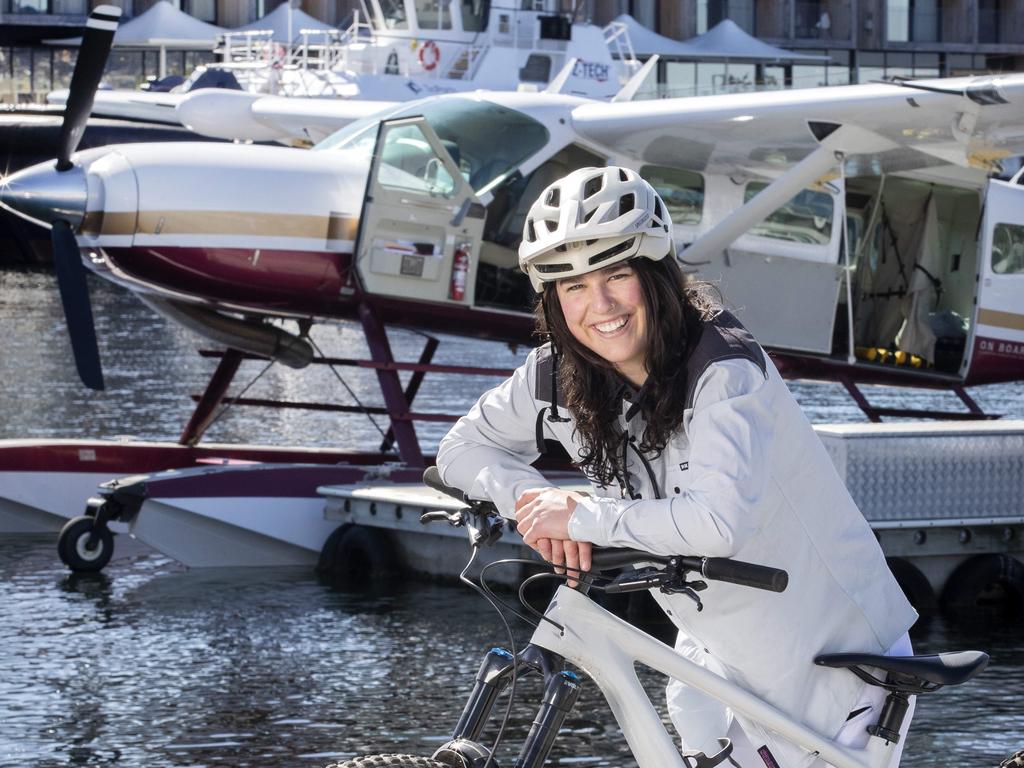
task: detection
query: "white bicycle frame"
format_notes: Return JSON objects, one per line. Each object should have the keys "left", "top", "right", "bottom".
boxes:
{"left": 530, "top": 585, "right": 896, "bottom": 768}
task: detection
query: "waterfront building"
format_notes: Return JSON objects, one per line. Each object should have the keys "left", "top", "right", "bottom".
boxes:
{"left": 1, "top": 0, "right": 1022, "bottom": 103}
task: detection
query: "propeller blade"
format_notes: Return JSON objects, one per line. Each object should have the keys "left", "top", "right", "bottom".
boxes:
{"left": 56, "top": 5, "right": 122, "bottom": 170}
{"left": 50, "top": 220, "right": 104, "bottom": 390}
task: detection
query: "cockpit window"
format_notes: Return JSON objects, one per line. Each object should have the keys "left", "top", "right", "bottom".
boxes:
{"left": 378, "top": 0, "right": 408, "bottom": 29}
{"left": 314, "top": 97, "right": 550, "bottom": 195}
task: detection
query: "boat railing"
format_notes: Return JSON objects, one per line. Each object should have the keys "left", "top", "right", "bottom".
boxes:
{"left": 603, "top": 19, "right": 639, "bottom": 74}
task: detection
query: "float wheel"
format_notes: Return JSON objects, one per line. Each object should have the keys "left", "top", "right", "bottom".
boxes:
{"left": 57, "top": 515, "right": 114, "bottom": 572}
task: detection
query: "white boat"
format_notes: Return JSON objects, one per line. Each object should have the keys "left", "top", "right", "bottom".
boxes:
{"left": 47, "top": 2, "right": 638, "bottom": 132}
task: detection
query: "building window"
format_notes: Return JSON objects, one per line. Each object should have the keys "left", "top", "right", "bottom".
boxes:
{"left": 887, "top": 0, "right": 941, "bottom": 43}
{"left": 978, "top": 0, "right": 1003, "bottom": 43}
{"left": 6, "top": 0, "right": 49, "bottom": 11}
{"left": 697, "top": 0, "right": 755, "bottom": 34}
{"left": 182, "top": 0, "right": 216, "bottom": 23}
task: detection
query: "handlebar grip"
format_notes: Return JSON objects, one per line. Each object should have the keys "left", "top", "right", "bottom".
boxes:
{"left": 422, "top": 466, "right": 467, "bottom": 504}
{"left": 701, "top": 558, "right": 788, "bottom": 592}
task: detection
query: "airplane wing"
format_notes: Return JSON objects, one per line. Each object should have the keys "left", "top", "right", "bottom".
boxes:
{"left": 175, "top": 89, "right": 400, "bottom": 146}
{"left": 48, "top": 88, "right": 187, "bottom": 125}
{"left": 570, "top": 75, "right": 1024, "bottom": 183}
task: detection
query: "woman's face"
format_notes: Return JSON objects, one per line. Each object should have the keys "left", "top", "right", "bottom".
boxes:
{"left": 555, "top": 262, "right": 649, "bottom": 387}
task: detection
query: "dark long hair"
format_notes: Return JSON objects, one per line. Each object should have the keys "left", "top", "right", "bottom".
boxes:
{"left": 535, "top": 256, "right": 717, "bottom": 487}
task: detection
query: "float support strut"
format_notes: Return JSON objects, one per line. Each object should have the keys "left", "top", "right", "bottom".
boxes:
{"left": 380, "top": 335, "right": 439, "bottom": 454}
{"left": 179, "top": 348, "right": 245, "bottom": 446}
{"left": 359, "top": 302, "right": 425, "bottom": 467}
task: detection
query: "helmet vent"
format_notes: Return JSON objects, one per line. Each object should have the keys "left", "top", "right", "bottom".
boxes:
{"left": 546, "top": 187, "right": 560, "bottom": 207}
{"left": 582, "top": 206, "right": 597, "bottom": 224}
{"left": 619, "top": 168, "right": 628, "bottom": 182}
{"left": 544, "top": 219, "right": 557, "bottom": 233}
{"left": 654, "top": 198, "right": 663, "bottom": 221}
{"left": 536, "top": 262, "right": 574, "bottom": 274}
{"left": 584, "top": 176, "right": 603, "bottom": 200}
{"left": 619, "top": 193, "right": 635, "bottom": 218}
{"left": 588, "top": 237, "right": 635, "bottom": 266}
{"left": 526, "top": 219, "right": 536, "bottom": 242}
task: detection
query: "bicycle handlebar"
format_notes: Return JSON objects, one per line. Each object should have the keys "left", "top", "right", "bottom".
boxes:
{"left": 423, "top": 465, "right": 470, "bottom": 504}
{"left": 420, "top": 468, "right": 788, "bottom": 593}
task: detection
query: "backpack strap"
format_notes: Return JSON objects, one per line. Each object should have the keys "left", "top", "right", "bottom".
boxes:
{"left": 683, "top": 311, "right": 767, "bottom": 411}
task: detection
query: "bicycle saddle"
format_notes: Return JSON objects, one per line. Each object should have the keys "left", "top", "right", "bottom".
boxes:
{"left": 814, "top": 651, "right": 989, "bottom": 691}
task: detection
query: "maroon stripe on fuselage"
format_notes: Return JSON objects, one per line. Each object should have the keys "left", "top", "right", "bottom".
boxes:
{"left": 102, "top": 246, "right": 354, "bottom": 315}
{"left": 964, "top": 336, "right": 1024, "bottom": 385}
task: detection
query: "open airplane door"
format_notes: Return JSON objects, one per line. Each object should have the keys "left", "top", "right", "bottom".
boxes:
{"left": 968, "top": 177, "right": 1024, "bottom": 383}
{"left": 355, "top": 116, "right": 485, "bottom": 306}
{"left": 692, "top": 178, "right": 846, "bottom": 355}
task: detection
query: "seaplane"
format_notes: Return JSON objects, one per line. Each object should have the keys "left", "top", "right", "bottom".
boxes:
{"left": 2, "top": 5, "right": 1024, "bottom": 575}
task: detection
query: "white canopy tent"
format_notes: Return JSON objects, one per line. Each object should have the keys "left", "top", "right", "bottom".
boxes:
{"left": 681, "top": 19, "right": 830, "bottom": 63}
{"left": 46, "top": 1, "right": 227, "bottom": 78}
{"left": 612, "top": 15, "right": 828, "bottom": 63}
{"left": 233, "top": 3, "right": 334, "bottom": 44}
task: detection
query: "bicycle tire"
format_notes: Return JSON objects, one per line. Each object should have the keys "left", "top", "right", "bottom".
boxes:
{"left": 326, "top": 754, "right": 446, "bottom": 768}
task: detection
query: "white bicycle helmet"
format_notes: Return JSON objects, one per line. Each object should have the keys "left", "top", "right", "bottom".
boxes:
{"left": 518, "top": 166, "right": 674, "bottom": 292}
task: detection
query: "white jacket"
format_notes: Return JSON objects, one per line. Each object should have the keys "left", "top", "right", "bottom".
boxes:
{"left": 437, "top": 312, "right": 917, "bottom": 765}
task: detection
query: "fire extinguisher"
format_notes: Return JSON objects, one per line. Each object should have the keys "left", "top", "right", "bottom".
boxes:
{"left": 449, "top": 244, "right": 469, "bottom": 301}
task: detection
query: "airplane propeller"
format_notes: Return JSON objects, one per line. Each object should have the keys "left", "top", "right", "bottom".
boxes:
{"left": 38, "top": 5, "right": 120, "bottom": 390}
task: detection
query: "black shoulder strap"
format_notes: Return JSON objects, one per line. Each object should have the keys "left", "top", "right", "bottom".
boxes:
{"left": 534, "top": 342, "right": 569, "bottom": 454}
{"left": 683, "top": 311, "right": 767, "bottom": 410}
{"left": 534, "top": 342, "right": 567, "bottom": 407}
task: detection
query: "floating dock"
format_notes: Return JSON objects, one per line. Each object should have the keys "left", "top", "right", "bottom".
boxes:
{"left": 320, "top": 420, "right": 1024, "bottom": 618}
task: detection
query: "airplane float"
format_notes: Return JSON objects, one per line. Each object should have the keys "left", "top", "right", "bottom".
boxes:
{"left": 2, "top": 6, "right": 1024, "bottom": 573}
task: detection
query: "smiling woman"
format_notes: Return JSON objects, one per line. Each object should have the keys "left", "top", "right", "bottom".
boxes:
{"left": 436, "top": 166, "right": 921, "bottom": 767}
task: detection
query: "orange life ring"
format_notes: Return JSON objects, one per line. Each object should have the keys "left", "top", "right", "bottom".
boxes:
{"left": 419, "top": 40, "right": 440, "bottom": 71}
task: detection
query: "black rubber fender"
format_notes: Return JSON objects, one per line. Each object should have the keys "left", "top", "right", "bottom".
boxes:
{"left": 941, "top": 554, "right": 1024, "bottom": 619}
{"left": 317, "top": 524, "right": 400, "bottom": 581}
{"left": 886, "top": 557, "right": 937, "bottom": 622}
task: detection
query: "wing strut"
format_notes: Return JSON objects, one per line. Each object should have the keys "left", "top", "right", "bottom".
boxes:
{"left": 680, "top": 122, "right": 895, "bottom": 266}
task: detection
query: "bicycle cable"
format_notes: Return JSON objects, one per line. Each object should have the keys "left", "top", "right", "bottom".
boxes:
{"left": 458, "top": 545, "right": 519, "bottom": 768}
{"left": 478, "top": 558, "right": 551, "bottom": 627}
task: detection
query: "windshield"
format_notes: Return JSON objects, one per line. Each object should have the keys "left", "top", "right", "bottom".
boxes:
{"left": 314, "top": 97, "right": 550, "bottom": 195}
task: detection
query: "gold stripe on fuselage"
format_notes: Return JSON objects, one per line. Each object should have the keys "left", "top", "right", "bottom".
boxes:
{"left": 978, "top": 308, "right": 1024, "bottom": 332}
{"left": 92, "top": 210, "right": 359, "bottom": 241}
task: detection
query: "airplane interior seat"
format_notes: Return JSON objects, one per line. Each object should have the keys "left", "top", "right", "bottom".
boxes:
{"left": 498, "top": 159, "right": 570, "bottom": 245}
{"left": 478, "top": 240, "right": 520, "bottom": 270}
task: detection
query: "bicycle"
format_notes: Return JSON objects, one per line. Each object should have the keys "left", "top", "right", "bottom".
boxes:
{"left": 328, "top": 467, "right": 989, "bottom": 768}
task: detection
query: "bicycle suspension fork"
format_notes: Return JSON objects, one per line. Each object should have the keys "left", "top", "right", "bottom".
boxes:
{"left": 445, "top": 644, "right": 582, "bottom": 768}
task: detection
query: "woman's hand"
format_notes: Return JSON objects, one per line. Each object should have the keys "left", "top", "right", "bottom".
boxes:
{"left": 536, "top": 538, "right": 593, "bottom": 588}
{"left": 515, "top": 488, "right": 592, "bottom": 587}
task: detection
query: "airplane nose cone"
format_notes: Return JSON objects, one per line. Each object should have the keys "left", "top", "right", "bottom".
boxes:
{"left": 0, "top": 161, "right": 87, "bottom": 230}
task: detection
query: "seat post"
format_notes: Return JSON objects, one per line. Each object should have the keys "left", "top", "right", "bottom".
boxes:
{"left": 867, "top": 687, "right": 912, "bottom": 744}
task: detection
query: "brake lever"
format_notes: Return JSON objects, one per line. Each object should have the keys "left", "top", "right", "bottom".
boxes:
{"left": 603, "top": 567, "right": 668, "bottom": 594}
{"left": 420, "top": 509, "right": 466, "bottom": 526}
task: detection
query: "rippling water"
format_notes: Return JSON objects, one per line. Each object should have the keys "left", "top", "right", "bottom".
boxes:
{"left": 2, "top": 269, "right": 1023, "bottom": 767}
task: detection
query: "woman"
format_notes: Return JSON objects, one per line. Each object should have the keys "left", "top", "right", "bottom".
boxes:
{"left": 436, "top": 166, "right": 917, "bottom": 767}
